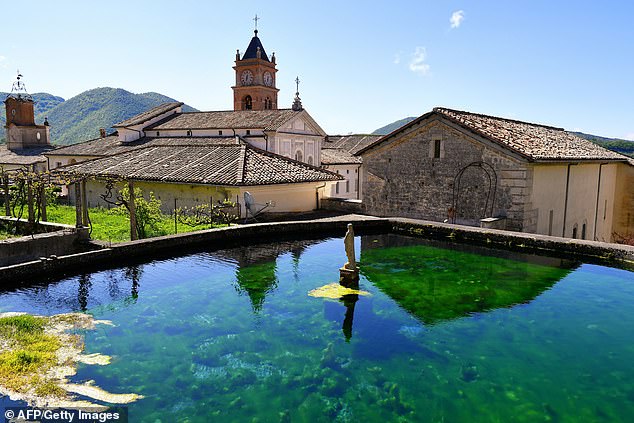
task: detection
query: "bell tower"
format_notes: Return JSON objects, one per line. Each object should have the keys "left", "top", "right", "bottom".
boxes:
{"left": 232, "top": 17, "right": 279, "bottom": 111}
{"left": 4, "top": 72, "right": 50, "bottom": 150}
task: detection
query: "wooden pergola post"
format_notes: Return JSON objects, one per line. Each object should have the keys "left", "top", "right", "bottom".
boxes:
{"left": 74, "top": 182, "right": 82, "bottom": 228}
{"left": 81, "top": 179, "right": 89, "bottom": 226}
{"left": 39, "top": 184, "right": 47, "bottom": 222}
{"left": 3, "top": 174, "right": 10, "bottom": 217}
{"left": 27, "top": 177, "right": 34, "bottom": 224}
{"left": 128, "top": 180, "right": 138, "bottom": 241}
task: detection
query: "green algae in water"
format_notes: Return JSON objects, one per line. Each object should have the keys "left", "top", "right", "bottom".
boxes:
{"left": 1, "top": 235, "right": 633, "bottom": 422}
{"left": 360, "top": 240, "right": 572, "bottom": 324}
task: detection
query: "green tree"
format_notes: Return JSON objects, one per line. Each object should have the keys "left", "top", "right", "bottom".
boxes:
{"left": 103, "top": 182, "right": 163, "bottom": 240}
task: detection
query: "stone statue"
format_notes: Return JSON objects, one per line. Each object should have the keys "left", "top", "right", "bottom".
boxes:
{"left": 343, "top": 223, "right": 357, "bottom": 270}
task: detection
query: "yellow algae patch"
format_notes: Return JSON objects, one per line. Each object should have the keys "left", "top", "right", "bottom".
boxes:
{"left": 77, "top": 353, "right": 112, "bottom": 366}
{"left": 308, "top": 283, "right": 371, "bottom": 299}
{"left": 63, "top": 382, "right": 144, "bottom": 404}
{"left": 0, "top": 312, "right": 141, "bottom": 408}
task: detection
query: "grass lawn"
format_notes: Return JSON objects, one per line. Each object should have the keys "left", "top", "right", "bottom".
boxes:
{"left": 0, "top": 230, "right": 14, "bottom": 240}
{"left": 45, "top": 205, "right": 222, "bottom": 243}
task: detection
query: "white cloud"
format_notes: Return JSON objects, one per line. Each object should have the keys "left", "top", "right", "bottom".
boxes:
{"left": 625, "top": 132, "right": 634, "bottom": 141}
{"left": 409, "top": 47, "right": 430, "bottom": 75}
{"left": 450, "top": 10, "right": 465, "bottom": 29}
{"left": 393, "top": 52, "right": 401, "bottom": 65}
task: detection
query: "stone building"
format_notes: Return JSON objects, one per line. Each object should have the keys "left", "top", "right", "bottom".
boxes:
{"left": 358, "top": 107, "right": 634, "bottom": 242}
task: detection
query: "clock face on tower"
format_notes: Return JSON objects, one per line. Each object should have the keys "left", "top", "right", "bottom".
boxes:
{"left": 263, "top": 72, "right": 273, "bottom": 87}
{"left": 240, "top": 70, "right": 254, "bottom": 86}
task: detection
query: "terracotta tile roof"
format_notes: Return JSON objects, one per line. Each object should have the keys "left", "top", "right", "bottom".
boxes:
{"left": 358, "top": 108, "right": 629, "bottom": 162}
{"left": 434, "top": 108, "right": 627, "bottom": 161}
{"left": 45, "top": 134, "right": 134, "bottom": 157}
{"left": 324, "top": 134, "right": 382, "bottom": 155}
{"left": 55, "top": 138, "right": 341, "bottom": 186}
{"left": 147, "top": 109, "right": 299, "bottom": 131}
{"left": 0, "top": 145, "right": 51, "bottom": 166}
{"left": 321, "top": 134, "right": 381, "bottom": 164}
{"left": 113, "top": 102, "right": 182, "bottom": 127}
{"left": 320, "top": 149, "right": 362, "bottom": 165}
{"left": 45, "top": 134, "right": 244, "bottom": 158}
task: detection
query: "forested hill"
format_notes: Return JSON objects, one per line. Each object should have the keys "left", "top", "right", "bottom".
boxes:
{"left": 1, "top": 88, "right": 197, "bottom": 145}
{"left": 573, "top": 132, "right": 634, "bottom": 158}
{"left": 372, "top": 117, "right": 417, "bottom": 135}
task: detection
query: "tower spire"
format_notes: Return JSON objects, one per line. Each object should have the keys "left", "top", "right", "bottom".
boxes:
{"left": 8, "top": 70, "right": 32, "bottom": 101}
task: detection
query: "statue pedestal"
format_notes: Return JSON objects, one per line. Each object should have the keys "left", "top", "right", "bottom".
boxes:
{"left": 339, "top": 266, "right": 359, "bottom": 288}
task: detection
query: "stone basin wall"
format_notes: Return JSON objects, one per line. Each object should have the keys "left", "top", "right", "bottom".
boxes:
{"left": 0, "top": 217, "right": 90, "bottom": 267}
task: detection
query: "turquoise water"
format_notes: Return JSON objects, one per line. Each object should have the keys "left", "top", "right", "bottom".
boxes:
{"left": 1, "top": 234, "right": 633, "bottom": 422}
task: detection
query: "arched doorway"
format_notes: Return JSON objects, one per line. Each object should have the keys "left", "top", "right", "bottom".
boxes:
{"left": 451, "top": 162, "right": 497, "bottom": 225}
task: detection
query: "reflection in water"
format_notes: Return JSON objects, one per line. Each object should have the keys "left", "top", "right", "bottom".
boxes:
{"left": 360, "top": 234, "right": 576, "bottom": 325}
{"left": 226, "top": 240, "right": 319, "bottom": 313}
{"left": 77, "top": 274, "right": 91, "bottom": 311}
{"left": 125, "top": 266, "right": 142, "bottom": 301}
{"left": 340, "top": 294, "right": 358, "bottom": 342}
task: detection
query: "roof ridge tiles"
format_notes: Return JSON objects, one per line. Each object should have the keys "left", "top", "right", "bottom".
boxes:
{"left": 434, "top": 107, "right": 564, "bottom": 131}
{"left": 179, "top": 108, "right": 294, "bottom": 114}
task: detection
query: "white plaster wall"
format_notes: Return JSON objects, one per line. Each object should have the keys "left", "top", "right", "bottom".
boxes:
{"left": 322, "top": 164, "right": 360, "bottom": 199}
{"left": 612, "top": 162, "right": 634, "bottom": 238}
{"left": 68, "top": 180, "right": 322, "bottom": 217}
{"left": 239, "top": 183, "right": 322, "bottom": 215}
{"left": 531, "top": 163, "right": 617, "bottom": 241}
{"left": 70, "top": 180, "right": 239, "bottom": 214}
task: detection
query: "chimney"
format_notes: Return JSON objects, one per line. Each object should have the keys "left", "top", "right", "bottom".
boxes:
{"left": 99, "top": 128, "right": 106, "bottom": 138}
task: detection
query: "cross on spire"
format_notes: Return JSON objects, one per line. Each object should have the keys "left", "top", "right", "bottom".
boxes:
{"left": 253, "top": 14, "right": 259, "bottom": 32}
{"left": 292, "top": 76, "right": 303, "bottom": 111}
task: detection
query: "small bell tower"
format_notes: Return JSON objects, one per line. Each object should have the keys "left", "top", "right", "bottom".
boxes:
{"left": 232, "top": 16, "right": 279, "bottom": 111}
{"left": 4, "top": 72, "right": 50, "bottom": 150}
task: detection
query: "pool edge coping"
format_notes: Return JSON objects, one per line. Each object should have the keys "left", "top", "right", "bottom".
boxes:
{"left": 1, "top": 214, "right": 633, "bottom": 284}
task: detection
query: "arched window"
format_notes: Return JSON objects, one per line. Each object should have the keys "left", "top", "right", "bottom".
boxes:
{"left": 267, "top": 99, "right": 273, "bottom": 109}
{"left": 244, "top": 95, "right": 253, "bottom": 110}
{"left": 264, "top": 97, "right": 271, "bottom": 110}
{"left": 307, "top": 156, "right": 313, "bottom": 165}
{"left": 295, "top": 150, "right": 303, "bottom": 162}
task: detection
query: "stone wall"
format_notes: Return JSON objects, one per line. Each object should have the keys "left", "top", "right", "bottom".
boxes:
{"left": 2, "top": 215, "right": 632, "bottom": 284}
{"left": 361, "top": 117, "right": 531, "bottom": 231}
{"left": 0, "top": 217, "right": 90, "bottom": 267}
{"left": 320, "top": 198, "right": 363, "bottom": 214}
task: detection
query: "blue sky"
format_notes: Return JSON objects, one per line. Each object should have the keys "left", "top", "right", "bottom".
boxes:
{"left": 1, "top": 1, "right": 633, "bottom": 139}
